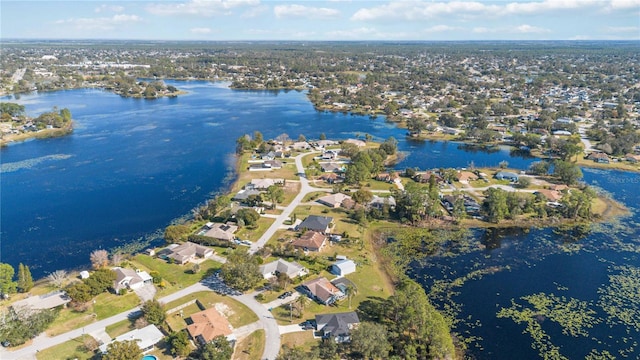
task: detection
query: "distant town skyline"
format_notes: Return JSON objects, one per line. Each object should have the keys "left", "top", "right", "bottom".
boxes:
{"left": 2, "top": 0, "right": 639, "bottom": 41}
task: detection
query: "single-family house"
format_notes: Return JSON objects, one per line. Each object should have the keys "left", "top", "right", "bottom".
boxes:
{"left": 164, "top": 242, "right": 213, "bottom": 265}
{"left": 375, "top": 172, "right": 399, "bottom": 183}
{"left": 315, "top": 312, "right": 360, "bottom": 343}
{"left": 300, "top": 277, "right": 344, "bottom": 305}
{"left": 495, "top": 171, "right": 519, "bottom": 182}
{"left": 587, "top": 152, "right": 610, "bottom": 164}
{"left": 456, "top": 171, "right": 478, "bottom": 184}
{"left": 535, "top": 189, "right": 563, "bottom": 202}
{"left": 298, "top": 215, "right": 333, "bottom": 233}
{"left": 319, "top": 173, "right": 341, "bottom": 184}
{"left": 317, "top": 193, "right": 352, "bottom": 208}
{"left": 331, "top": 259, "right": 356, "bottom": 276}
{"left": 292, "top": 231, "right": 327, "bottom": 252}
{"left": 291, "top": 141, "right": 311, "bottom": 151}
{"left": 112, "top": 267, "right": 153, "bottom": 293}
{"left": 187, "top": 307, "right": 233, "bottom": 345}
{"left": 202, "top": 222, "right": 238, "bottom": 241}
{"left": 11, "top": 290, "right": 71, "bottom": 313}
{"left": 315, "top": 140, "right": 338, "bottom": 148}
{"left": 247, "top": 178, "right": 284, "bottom": 190}
{"left": 259, "top": 259, "right": 308, "bottom": 279}
{"left": 368, "top": 195, "right": 396, "bottom": 210}
{"left": 232, "top": 189, "right": 262, "bottom": 202}
{"left": 625, "top": 153, "right": 640, "bottom": 163}
{"left": 321, "top": 162, "right": 345, "bottom": 173}
{"left": 248, "top": 160, "right": 283, "bottom": 171}
{"left": 99, "top": 325, "right": 164, "bottom": 354}
{"left": 413, "top": 171, "right": 443, "bottom": 184}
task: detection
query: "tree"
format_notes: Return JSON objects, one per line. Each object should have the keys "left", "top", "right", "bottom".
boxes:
{"left": 169, "top": 330, "right": 191, "bottom": 357}
{"left": 319, "top": 133, "right": 327, "bottom": 140}
{"left": 298, "top": 134, "right": 307, "bottom": 142}
{"left": 0, "top": 263, "right": 17, "bottom": 295}
{"left": 0, "top": 307, "right": 58, "bottom": 346}
{"left": 379, "top": 136, "right": 398, "bottom": 156}
{"left": 103, "top": 340, "right": 142, "bottom": 360}
{"left": 66, "top": 282, "right": 93, "bottom": 303}
{"left": 528, "top": 161, "right": 550, "bottom": 175}
{"left": 340, "top": 142, "right": 360, "bottom": 158}
{"left": 277, "top": 346, "right": 313, "bottom": 360}
{"left": 236, "top": 208, "right": 261, "bottom": 227}
{"left": 352, "top": 188, "right": 373, "bottom": 205}
{"left": 517, "top": 176, "right": 532, "bottom": 188}
{"left": 483, "top": 188, "right": 509, "bottom": 223}
{"left": 346, "top": 283, "right": 358, "bottom": 309}
{"left": 84, "top": 268, "right": 116, "bottom": 295}
{"left": 164, "top": 224, "right": 191, "bottom": 243}
{"left": 266, "top": 185, "right": 285, "bottom": 209}
{"left": 90, "top": 249, "right": 109, "bottom": 269}
{"left": 192, "top": 263, "right": 201, "bottom": 274}
{"left": 47, "top": 270, "right": 68, "bottom": 288}
{"left": 350, "top": 322, "right": 390, "bottom": 360}
{"left": 553, "top": 160, "right": 583, "bottom": 185}
{"left": 141, "top": 299, "right": 166, "bottom": 325}
{"left": 17, "top": 264, "right": 33, "bottom": 293}
{"left": 220, "top": 249, "right": 262, "bottom": 291}
{"left": 199, "top": 335, "right": 234, "bottom": 360}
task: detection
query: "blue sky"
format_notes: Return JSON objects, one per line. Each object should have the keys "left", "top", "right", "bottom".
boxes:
{"left": 2, "top": 0, "right": 639, "bottom": 41}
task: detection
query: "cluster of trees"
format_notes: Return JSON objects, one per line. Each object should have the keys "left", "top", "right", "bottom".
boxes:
{"left": 0, "top": 103, "right": 72, "bottom": 130}
{"left": 66, "top": 268, "right": 116, "bottom": 304}
{"left": 277, "top": 280, "right": 454, "bottom": 360}
{"left": 587, "top": 120, "right": 640, "bottom": 156}
{"left": 0, "top": 262, "right": 34, "bottom": 296}
{"left": 0, "top": 307, "right": 58, "bottom": 346}
{"left": 220, "top": 249, "right": 262, "bottom": 291}
{"left": 169, "top": 332, "right": 233, "bottom": 360}
{"left": 343, "top": 137, "right": 398, "bottom": 184}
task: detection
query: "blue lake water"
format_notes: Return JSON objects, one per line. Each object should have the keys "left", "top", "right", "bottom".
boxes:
{"left": 2, "top": 81, "right": 639, "bottom": 358}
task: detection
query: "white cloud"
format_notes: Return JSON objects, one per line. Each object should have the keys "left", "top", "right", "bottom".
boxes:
{"left": 95, "top": 4, "right": 125, "bottom": 13}
{"left": 240, "top": 4, "right": 268, "bottom": 18}
{"left": 351, "top": 0, "right": 610, "bottom": 21}
{"left": 472, "top": 27, "right": 494, "bottom": 34}
{"left": 607, "top": 0, "right": 640, "bottom": 10}
{"left": 55, "top": 14, "right": 142, "bottom": 31}
{"left": 604, "top": 26, "right": 640, "bottom": 33}
{"left": 190, "top": 27, "right": 212, "bottom": 34}
{"left": 514, "top": 24, "right": 551, "bottom": 34}
{"left": 274, "top": 4, "right": 340, "bottom": 19}
{"left": 325, "top": 27, "right": 409, "bottom": 39}
{"left": 424, "top": 25, "right": 460, "bottom": 33}
{"left": 147, "top": 0, "right": 260, "bottom": 17}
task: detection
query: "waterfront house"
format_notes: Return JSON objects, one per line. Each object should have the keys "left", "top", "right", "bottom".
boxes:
{"left": 625, "top": 153, "right": 640, "bottom": 163}
{"left": 535, "top": 189, "right": 563, "bottom": 202}
{"left": 587, "top": 152, "right": 610, "bottom": 164}
{"left": 163, "top": 242, "right": 213, "bottom": 265}
{"left": 232, "top": 189, "right": 262, "bottom": 202}
{"left": 11, "top": 290, "right": 71, "bottom": 313}
{"left": 112, "top": 267, "right": 153, "bottom": 293}
{"left": 247, "top": 178, "right": 284, "bottom": 190}
{"left": 301, "top": 277, "right": 344, "bottom": 305}
{"left": 202, "top": 222, "right": 238, "bottom": 241}
{"left": 315, "top": 312, "right": 360, "bottom": 343}
{"left": 259, "top": 259, "right": 308, "bottom": 280}
{"left": 456, "top": 171, "right": 478, "bottom": 184}
{"left": 298, "top": 215, "right": 333, "bottom": 233}
{"left": 494, "top": 171, "right": 519, "bottom": 182}
{"left": 186, "top": 307, "right": 233, "bottom": 345}
{"left": 292, "top": 231, "right": 327, "bottom": 252}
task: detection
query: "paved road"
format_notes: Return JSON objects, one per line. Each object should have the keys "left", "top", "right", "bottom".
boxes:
{"left": 3, "top": 280, "right": 281, "bottom": 360}
{"left": 250, "top": 151, "right": 323, "bottom": 253}
{"left": 5, "top": 151, "right": 329, "bottom": 360}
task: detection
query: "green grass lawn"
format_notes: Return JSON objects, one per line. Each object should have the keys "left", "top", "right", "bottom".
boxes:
{"left": 233, "top": 330, "right": 265, "bottom": 360}
{"left": 236, "top": 217, "right": 275, "bottom": 242}
{"left": 94, "top": 291, "right": 140, "bottom": 319}
{"left": 280, "top": 331, "right": 317, "bottom": 352}
{"left": 165, "top": 302, "right": 201, "bottom": 332}
{"left": 360, "top": 179, "right": 397, "bottom": 192}
{"left": 132, "top": 255, "right": 222, "bottom": 296}
{"left": 36, "top": 335, "right": 96, "bottom": 360}
{"left": 105, "top": 319, "right": 134, "bottom": 338}
{"left": 162, "top": 291, "right": 258, "bottom": 328}
{"left": 47, "top": 309, "right": 97, "bottom": 336}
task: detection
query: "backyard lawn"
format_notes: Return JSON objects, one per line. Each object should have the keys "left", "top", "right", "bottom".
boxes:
{"left": 233, "top": 330, "right": 265, "bottom": 360}
{"left": 132, "top": 255, "right": 222, "bottom": 296}
{"left": 36, "top": 335, "right": 95, "bottom": 360}
{"left": 162, "top": 291, "right": 258, "bottom": 328}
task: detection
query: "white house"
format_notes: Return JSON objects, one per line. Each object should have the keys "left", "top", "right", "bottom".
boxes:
{"left": 99, "top": 325, "right": 164, "bottom": 354}
{"left": 331, "top": 259, "right": 356, "bottom": 276}
{"left": 113, "top": 267, "right": 153, "bottom": 293}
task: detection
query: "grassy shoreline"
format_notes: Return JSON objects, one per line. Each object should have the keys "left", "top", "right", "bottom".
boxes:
{"left": 1, "top": 122, "right": 73, "bottom": 147}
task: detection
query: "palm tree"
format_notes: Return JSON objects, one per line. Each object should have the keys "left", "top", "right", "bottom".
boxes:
{"left": 346, "top": 284, "right": 358, "bottom": 309}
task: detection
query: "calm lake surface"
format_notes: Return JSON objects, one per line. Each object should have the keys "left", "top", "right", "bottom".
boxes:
{"left": 2, "top": 81, "right": 638, "bottom": 358}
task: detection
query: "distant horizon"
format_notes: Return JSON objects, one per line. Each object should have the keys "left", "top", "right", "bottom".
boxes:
{"left": 2, "top": 38, "right": 639, "bottom": 43}
{"left": 2, "top": 1, "right": 638, "bottom": 42}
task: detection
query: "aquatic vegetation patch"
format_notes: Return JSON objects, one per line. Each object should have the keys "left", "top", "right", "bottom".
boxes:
{"left": 597, "top": 265, "right": 640, "bottom": 332}
{"left": 1, "top": 154, "right": 73, "bottom": 173}
{"left": 497, "top": 293, "right": 601, "bottom": 359}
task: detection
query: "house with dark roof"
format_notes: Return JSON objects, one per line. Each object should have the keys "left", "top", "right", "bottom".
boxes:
{"left": 494, "top": 171, "right": 519, "bottom": 182}
{"left": 292, "top": 231, "right": 327, "bottom": 252}
{"left": 298, "top": 215, "right": 333, "bottom": 233}
{"left": 300, "top": 277, "right": 344, "bottom": 305}
{"left": 315, "top": 312, "right": 360, "bottom": 343}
